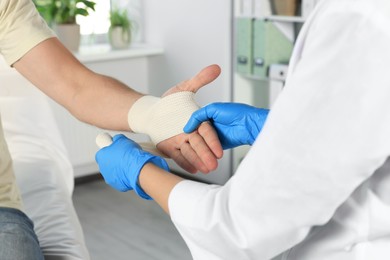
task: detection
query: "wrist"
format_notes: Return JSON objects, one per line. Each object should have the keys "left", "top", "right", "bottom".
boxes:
{"left": 139, "top": 163, "right": 184, "bottom": 214}
{"left": 127, "top": 95, "right": 160, "bottom": 133}
{"left": 133, "top": 155, "right": 170, "bottom": 200}
{"left": 127, "top": 92, "right": 200, "bottom": 144}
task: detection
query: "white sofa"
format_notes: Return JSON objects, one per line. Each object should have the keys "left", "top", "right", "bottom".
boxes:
{"left": 0, "top": 62, "right": 90, "bottom": 259}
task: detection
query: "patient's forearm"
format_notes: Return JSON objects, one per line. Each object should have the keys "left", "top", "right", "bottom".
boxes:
{"left": 139, "top": 163, "right": 184, "bottom": 214}
{"left": 67, "top": 73, "right": 143, "bottom": 131}
{"left": 13, "top": 37, "right": 142, "bottom": 131}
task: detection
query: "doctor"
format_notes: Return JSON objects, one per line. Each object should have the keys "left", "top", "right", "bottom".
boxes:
{"left": 96, "top": 0, "right": 390, "bottom": 259}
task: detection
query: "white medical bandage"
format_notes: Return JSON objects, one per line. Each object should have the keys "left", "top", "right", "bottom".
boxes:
{"left": 128, "top": 91, "right": 200, "bottom": 145}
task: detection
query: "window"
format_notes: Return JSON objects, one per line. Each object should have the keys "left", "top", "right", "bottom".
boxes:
{"left": 77, "top": 0, "right": 110, "bottom": 44}
{"left": 77, "top": 0, "right": 110, "bottom": 36}
{"left": 78, "top": 0, "right": 143, "bottom": 45}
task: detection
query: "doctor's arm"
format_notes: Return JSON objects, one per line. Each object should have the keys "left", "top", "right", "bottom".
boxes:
{"left": 164, "top": 8, "right": 390, "bottom": 259}
{"left": 12, "top": 38, "right": 222, "bottom": 173}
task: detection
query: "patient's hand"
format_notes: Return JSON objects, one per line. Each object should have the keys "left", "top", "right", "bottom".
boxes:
{"left": 157, "top": 65, "right": 223, "bottom": 174}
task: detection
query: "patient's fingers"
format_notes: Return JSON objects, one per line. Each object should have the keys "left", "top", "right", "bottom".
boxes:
{"left": 186, "top": 64, "right": 221, "bottom": 93}
{"left": 197, "top": 122, "right": 223, "bottom": 159}
{"left": 169, "top": 147, "right": 198, "bottom": 174}
{"left": 162, "top": 64, "right": 221, "bottom": 97}
{"left": 157, "top": 131, "right": 220, "bottom": 174}
{"left": 180, "top": 141, "right": 210, "bottom": 174}
{"left": 157, "top": 139, "right": 197, "bottom": 174}
{"left": 187, "top": 131, "right": 218, "bottom": 172}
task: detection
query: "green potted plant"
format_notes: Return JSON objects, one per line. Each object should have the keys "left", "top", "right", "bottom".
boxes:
{"left": 109, "top": 7, "right": 132, "bottom": 50}
{"left": 34, "top": 0, "right": 96, "bottom": 51}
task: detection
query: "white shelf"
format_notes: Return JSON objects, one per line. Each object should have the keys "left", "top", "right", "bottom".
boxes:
{"left": 238, "top": 73, "right": 269, "bottom": 82}
{"left": 264, "top": 15, "right": 306, "bottom": 23}
{"left": 75, "top": 44, "right": 164, "bottom": 63}
{"left": 236, "top": 15, "right": 306, "bottom": 23}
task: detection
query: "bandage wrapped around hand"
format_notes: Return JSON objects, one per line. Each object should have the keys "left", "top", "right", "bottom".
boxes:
{"left": 128, "top": 91, "right": 200, "bottom": 145}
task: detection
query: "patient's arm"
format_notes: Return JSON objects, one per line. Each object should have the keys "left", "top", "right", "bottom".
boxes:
{"left": 13, "top": 37, "right": 222, "bottom": 173}
{"left": 13, "top": 38, "right": 140, "bottom": 130}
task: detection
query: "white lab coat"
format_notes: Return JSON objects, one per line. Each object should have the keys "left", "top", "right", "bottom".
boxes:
{"left": 168, "top": 0, "right": 390, "bottom": 259}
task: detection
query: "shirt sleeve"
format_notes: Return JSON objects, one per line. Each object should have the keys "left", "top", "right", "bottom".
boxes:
{"left": 0, "top": 0, "right": 56, "bottom": 66}
{"left": 168, "top": 2, "right": 390, "bottom": 259}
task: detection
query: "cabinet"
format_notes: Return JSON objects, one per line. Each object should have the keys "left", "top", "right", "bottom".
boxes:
{"left": 232, "top": 0, "right": 317, "bottom": 170}
{"left": 235, "top": 16, "right": 294, "bottom": 78}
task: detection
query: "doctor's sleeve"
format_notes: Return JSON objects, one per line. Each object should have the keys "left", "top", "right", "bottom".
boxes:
{"left": 168, "top": 5, "right": 390, "bottom": 260}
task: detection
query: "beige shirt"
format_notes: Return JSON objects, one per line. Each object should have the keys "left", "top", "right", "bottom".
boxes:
{"left": 0, "top": 0, "right": 55, "bottom": 210}
{"left": 0, "top": 0, "right": 55, "bottom": 65}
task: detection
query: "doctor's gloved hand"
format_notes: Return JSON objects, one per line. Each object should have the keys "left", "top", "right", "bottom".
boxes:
{"left": 184, "top": 103, "right": 269, "bottom": 149}
{"left": 95, "top": 134, "right": 169, "bottom": 200}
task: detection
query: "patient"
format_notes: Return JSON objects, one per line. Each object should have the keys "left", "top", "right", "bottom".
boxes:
{"left": 0, "top": 0, "right": 222, "bottom": 259}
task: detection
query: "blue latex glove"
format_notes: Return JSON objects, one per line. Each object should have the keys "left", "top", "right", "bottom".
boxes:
{"left": 95, "top": 134, "right": 169, "bottom": 200}
{"left": 184, "top": 102, "right": 269, "bottom": 149}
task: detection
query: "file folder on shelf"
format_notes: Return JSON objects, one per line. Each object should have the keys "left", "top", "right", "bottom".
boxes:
{"left": 236, "top": 18, "right": 254, "bottom": 75}
{"left": 253, "top": 19, "right": 293, "bottom": 78}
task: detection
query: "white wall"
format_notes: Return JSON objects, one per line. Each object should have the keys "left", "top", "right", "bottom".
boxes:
{"left": 144, "top": 0, "right": 233, "bottom": 102}
{"left": 143, "top": 0, "right": 234, "bottom": 184}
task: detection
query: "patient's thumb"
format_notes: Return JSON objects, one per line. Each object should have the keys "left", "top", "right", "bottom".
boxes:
{"left": 190, "top": 64, "right": 221, "bottom": 92}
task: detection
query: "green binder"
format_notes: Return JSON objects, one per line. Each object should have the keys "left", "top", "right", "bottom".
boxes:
{"left": 236, "top": 18, "right": 254, "bottom": 75}
{"left": 253, "top": 19, "right": 293, "bottom": 78}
